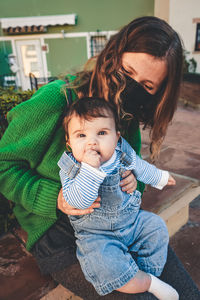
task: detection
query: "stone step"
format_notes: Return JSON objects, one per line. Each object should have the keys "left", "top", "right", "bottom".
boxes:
{"left": 142, "top": 178, "right": 200, "bottom": 236}
{"left": 0, "top": 233, "right": 56, "bottom": 300}
{"left": 140, "top": 123, "right": 200, "bottom": 237}
{"left": 40, "top": 284, "right": 82, "bottom": 300}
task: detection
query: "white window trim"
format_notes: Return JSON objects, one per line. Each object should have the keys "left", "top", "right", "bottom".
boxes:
{"left": 87, "top": 31, "right": 117, "bottom": 58}
{"left": 0, "top": 30, "right": 117, "bottom": 59}
{"left": 0, "top": 30, "right": 117, "bottom": 87}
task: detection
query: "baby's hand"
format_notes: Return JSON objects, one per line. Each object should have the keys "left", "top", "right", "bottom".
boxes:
{"left": 167, "top": 175, "right": 176, "bottom": 186}
{"left": 82, "top": 149, "right": 101, "bottom": 168}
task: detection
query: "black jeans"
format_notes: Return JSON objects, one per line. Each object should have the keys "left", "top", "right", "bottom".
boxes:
{"left": 32, "top": 213, "right": 200, "bottom": 300}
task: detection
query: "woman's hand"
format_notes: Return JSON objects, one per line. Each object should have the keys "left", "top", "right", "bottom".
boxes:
{"left": 120, "top": 170, "right": 137, "bottom": 194}
{"left": 57, "top": 188, "right": 101, "bottom": 215}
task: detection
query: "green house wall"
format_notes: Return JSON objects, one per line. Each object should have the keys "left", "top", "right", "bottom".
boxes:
{"left": 0, "top": 0, "right": 154, "bottom": 32}
{"left": 45, "top": 37, "right": 87, "bottom": 76}
{"left": 0, "top": 0, "right": 154, "bottom": 85}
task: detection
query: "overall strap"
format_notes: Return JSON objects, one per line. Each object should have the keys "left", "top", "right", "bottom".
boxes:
{"left": 58, "top": 152, "right": 80, "bottom": 179}
{"left": 65, "top": 75, "right": 76, "bottom": 106}
{"left": 119, "top": 137, "right": 133, "bottom": 166}
{"left": 67, "top": 87, "right": 73, "bottom": 106}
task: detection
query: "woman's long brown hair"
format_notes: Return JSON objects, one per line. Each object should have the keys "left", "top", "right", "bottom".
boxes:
{"left": 68, "top": 16, "right": 183, "bottom": 160}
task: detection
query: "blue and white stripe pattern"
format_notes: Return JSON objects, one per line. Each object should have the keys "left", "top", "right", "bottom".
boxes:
{"left": 59, "top": 159, "right": 106, "bottom": 209}
{"left": 58, "top": 138, "right": 169, "bottom": 209}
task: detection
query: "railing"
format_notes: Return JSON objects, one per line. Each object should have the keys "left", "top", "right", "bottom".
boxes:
{"left": 0, "top": 74, "right": 16, "bottom": 88}
{"left": 29, "top": 73, "right": 58, "bottom": 90}
{"left": 0, "top": 74, "right": 58, "bottom": 90}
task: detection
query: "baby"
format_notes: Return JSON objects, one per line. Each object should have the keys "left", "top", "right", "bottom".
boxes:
{"left": 58, "top": 97, "right": 178, "bottom": 299}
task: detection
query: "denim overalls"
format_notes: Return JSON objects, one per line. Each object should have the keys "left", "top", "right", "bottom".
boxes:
{"left": 59, "top": 143, "right": 169, "bottom": 296}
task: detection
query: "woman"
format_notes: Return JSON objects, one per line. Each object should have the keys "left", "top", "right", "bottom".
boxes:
{"left": 0, "top": 16, "right": 199, "bottom": 299}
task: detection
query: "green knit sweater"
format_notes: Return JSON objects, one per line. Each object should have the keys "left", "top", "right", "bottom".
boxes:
{"left": 0, "top": 79, "right": 144, "bottom": 251}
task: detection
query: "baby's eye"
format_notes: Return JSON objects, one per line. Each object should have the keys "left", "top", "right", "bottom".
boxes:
{"left": 98, "top": 131, "right": 106, "bottom": 135}
{"left": 79, "top": 133, "right": 86, "bottom": 138}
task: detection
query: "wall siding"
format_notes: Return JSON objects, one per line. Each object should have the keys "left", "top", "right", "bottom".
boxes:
{"left": 0, "top": 0, "right": 154, "bottom": 32}
{"left": 45, "top": 37, "right": 87, "bottom": 76}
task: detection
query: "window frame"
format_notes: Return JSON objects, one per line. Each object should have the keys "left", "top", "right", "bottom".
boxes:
{"left": 87, "top": 31, "right": 117, "bottom": 59}
{"left": 90, "top": 34, "right": 108, "bottom": 57}
{"left": 195, "top": 23, "right": 200, "bottom": 51}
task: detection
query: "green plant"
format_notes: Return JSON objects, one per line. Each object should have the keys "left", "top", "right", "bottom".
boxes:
{"left": 0, "top": 86, "right": 34, "bottom": 114}
{"left": 188, "top": 58, "right": 197, "bottom": 73}
{"left": 0, "top": 87, "right": 34, "bottom": 235}
{"left": 183, "top": 50, "right": 197, "bottom": 74}
{"left": 0, "top": 87, "right": 34, "bottom": 138}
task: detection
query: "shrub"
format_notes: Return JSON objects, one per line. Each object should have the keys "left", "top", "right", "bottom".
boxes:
{"left": 0, "top": 193, "right": 18, "bottom": 236}
{"left": 0, "top": 87, "right": 34, "bottom": 235}
{"left": 183, "top": 50, "right": 197, "bottom": 74}
{"left": 0, "top": 87, "right": 34, "bottom": 138}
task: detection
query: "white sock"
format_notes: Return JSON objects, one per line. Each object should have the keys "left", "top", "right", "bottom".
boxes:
{"left": 148, "top": 274, "right": 179, "bottom": 300}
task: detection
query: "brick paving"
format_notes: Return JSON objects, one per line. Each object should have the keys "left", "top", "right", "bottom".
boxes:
{"left": 170, "top": 194, "right": 200, "bottom": 290}
{"left": 141, "top": 104, "right": 200, "bottom": 289}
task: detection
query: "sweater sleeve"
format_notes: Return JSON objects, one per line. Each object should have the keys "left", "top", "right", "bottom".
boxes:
{"left": 0, "top": 80, "right": 67, "bottom": 219}
{"left": 60, "top": 162, "right": 106, "bottom": 209}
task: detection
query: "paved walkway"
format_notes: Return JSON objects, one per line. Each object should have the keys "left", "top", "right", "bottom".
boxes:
{"left": 0, "top": 104, "right": 199, "bottom": 299}
{"left": 140, "top": 104, "right": 200, "bottom": 289}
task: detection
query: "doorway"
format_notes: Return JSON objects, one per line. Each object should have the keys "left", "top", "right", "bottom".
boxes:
{"left": 16, "top": 39, "right": 45, "bottom": 90}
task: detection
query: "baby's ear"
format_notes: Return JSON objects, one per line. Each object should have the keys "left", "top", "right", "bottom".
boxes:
{"left": 65, "top": 136, "right": 72, "bottom": 152}
{"left": 117, "top": 131, "right": 121, "bottom": 139}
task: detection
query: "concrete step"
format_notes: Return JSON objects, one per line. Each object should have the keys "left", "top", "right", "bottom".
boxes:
{"left": 40, "top": 284, "right": 82, "bottom": 300}
{"left": 140, "top": 105, "right": 200, "bottom": 237}
{"left": 142, "top": 179, "right": 200, "bottom": 237}
{"left": 0, "top": 233, "right": 56, "bottom": 300}
{"left": 170, "top": 194, "right": 200, "bottom": 290}
{"left": 141, "top": 142, "right": 200, "bottom": 236}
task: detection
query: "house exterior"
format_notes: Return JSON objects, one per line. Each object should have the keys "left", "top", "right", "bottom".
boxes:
{"left": 154, "top": 0, "right": 200, "bottom": 73}
{"left": 0, "top": 0, "right": 154, "bottom": 90}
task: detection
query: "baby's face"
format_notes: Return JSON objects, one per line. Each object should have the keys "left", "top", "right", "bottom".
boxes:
{"left": 67, "top": 114, "right": 120, "bottom": 165}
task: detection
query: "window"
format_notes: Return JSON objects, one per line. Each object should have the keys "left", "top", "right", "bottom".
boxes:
{"left": 90, "top": 35, "right": 107, "bottom": 57}
{"left": 88, "top": 31, "right": 117, "bottom": 58}
{"left": 195, "top": 23, "right": 200, "bottom": 51}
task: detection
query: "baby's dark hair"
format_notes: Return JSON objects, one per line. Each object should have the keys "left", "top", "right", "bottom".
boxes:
{"left": 63, "top": 97, "right": 120, "bottom": 139}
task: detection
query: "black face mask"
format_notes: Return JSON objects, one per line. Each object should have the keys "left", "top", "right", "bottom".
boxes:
{"left": 121, "top": 75, "right": 158, "bottom": 127}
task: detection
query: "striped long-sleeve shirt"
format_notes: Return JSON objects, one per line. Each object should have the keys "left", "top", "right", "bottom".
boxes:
{"left": 58, "top": 138, "right": 169, "bottom": 209}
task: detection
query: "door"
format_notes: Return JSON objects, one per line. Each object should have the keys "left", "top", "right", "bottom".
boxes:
{"left": 16, "top": 39, "right": 45, "bottom": 90}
